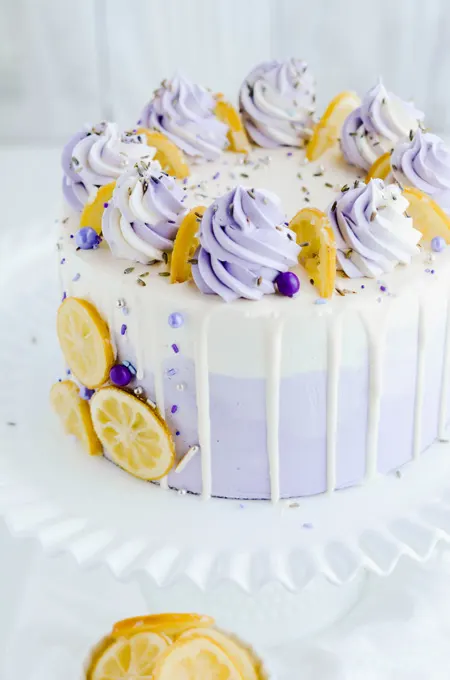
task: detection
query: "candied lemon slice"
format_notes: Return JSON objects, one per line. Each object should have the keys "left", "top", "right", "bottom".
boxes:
{"left": 57, "top": 297, "right": 114, "bottom": 389}
{"left": 80, "top": 182, "right": 116, "bottom": 235}
{"left": 87, "top": 631, "right": 170, "bottom": 680}
{"left": 170, "top": 206, "right": 206, "bottom": 283}
{"left": 50, "top": 380, "right": 102, "bottom": 455}
{"left": 403, "top": 186, "right": 450, "bottom": 244}
{"left": 90, "top": 387, "right": 175, "bottom": 481}
{"left": 214, "top": 97, "right": 250, "bottom": 153}
{"left": 136, "top": 128, "right": 190, "bottom": 180}
{"left": 306, "top": 91, "right": 361, "bottom": 162}
{"left": 366, "top": 152, "right": 391, "bottom": 183}
{"left": 113, "top": 614, "right": 215, "bottom": 640}
{"left": 152, "top": 636, "right": 242, "bottom": 680}
{"left": 289, "top": 208, "right": 336, "bottom": 298}
{"left": 180, "top": 628, "right": 259, "bottom": 680}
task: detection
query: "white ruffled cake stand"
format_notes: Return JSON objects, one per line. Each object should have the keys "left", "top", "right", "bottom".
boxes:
{"left": 2, "top": 227, "right": 450, "bottom": 650}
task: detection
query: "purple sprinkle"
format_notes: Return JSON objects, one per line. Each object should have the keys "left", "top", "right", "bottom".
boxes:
{"left": 62, "top": 291, "right": 67, "bottom": 301}
{"left": 431, "top": 269, "right": 435, "bottom": 274}
{"left": 431, "top": 236, "right": 446, "bottom": 252}
{"left": 60, "top": 258, "right": 66, "bottom": 265}
{"left": 172, "top": 343, "right": 179, "bottom": 354}
{"left": 302, "top": 522, "right": 313, "bottom": 529}
{"left": 70, "top": 234, "right": 74, "bottom": 239}
{"left": 103, "top": 202, "right": 109, "bottom": 208}
{"left": 213, "top": 172, "right": 220, "bottom": 180}
{"left": 137, "top": 119, "right": 142, "bottom": 125}
{"left": 380, "top": 285, "right": 387, "bottom": 292}
{"left": 175, "top": 430, "right": 180, "bottom": 436}
{"left": 183, "top": 178, "right": 188, "bottom": 185}
{"left": 66, "top": 368, "right": 71, "bottom": 375}
{"left": 167, "top": 368, "right": 177, "bottom": 377}
{"left": 361, "top": 285, "right": 365, "bottom": 289}
{"left": 425, "top": 268, "right": 430, "bottom": 273}
{"left": 171, "top": 405, "right": 178, "bottom": 414}
{"left": 79, "top": 386, "right": 95, "bottom": 401}
{"left": 122, "top": 306, "right": 129, "bottom": 316}
{"left": 287, "top": 152, "right": 293, "bottom": 157}
{"left": 72, "top": 273, "right": 80, "bottom": 282}
{"left": 120, "top": 324, "right": 127, "bottom": 336}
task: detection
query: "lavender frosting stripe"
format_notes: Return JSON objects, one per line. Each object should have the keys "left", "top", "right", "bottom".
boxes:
{"left": 341, "top": 80, "right": 424, "bottom": 171}
{"left": 328, "top": 179, "right": 422, "bottom": 278}
{"left": 192, "top": 185, "right": 300, "bottom": 301}
{"left": 392, "top": 130, "right": 450, "bottom": 214}
{"left": 61, "top": 121, "right": 155, "bottom": 212}
{"left": 102, "top": 159, "right": 187, "bottom": 263}
{"left": 140, "top": 74, "right": 228, "bottom": 160}
{"left": 239, "top": 58, "right": 315, "bottom": 148}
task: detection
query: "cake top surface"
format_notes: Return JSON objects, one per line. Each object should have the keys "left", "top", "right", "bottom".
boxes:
{"left": 59, "top": 59, "right": 450, "bottom": 313}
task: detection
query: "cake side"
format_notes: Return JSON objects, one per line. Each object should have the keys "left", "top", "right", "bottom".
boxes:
{"left": 56, "top": 147, "right": 450, "bottom": 500}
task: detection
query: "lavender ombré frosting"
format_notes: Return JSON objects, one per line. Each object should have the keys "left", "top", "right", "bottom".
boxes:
{"left": 391, "top": 130, "right": 450, "bottom": 214}
{"left": 62, "top": 122, "right": 155, "bottom": 212}
{"left": 102, "top": 159, "right": 187, "bottom": 264}
{"left": 328, "top": 179, "right": 421, "bottom": 278}
{"left": 139, "top": 74, "right": 228, "bottom": 161}
{"left": 192, "top": 186, "right": 300, "bottom": 302}
{"left": 341, "top": 81, "right": 424, "bottom": 171}
{"left": 239, "top": 59, "right": 315, "bottom": 148}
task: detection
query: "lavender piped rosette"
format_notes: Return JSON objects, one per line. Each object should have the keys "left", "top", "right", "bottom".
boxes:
{"left": 328, "top": 179, "right": 422, "bottom": 278}
{"left": 192, "top": 186, "right": 300, "bottom": 302}
{"left": 239, "top": 58, "right": 315, "bottom": 148}
{"left": 62, "top": 122, "right": 155, "bottom": 212}
{"left": 139, "top": 74, "right": 228, "bottom": 161}
{"left": 391, "top": 130, "right": 450, "bottom": 214}
{"left": 102, "top": 159, "right": 187, "bottom": 264}
{"left": 341, "top": 81, "right": 424, "bottom": 171}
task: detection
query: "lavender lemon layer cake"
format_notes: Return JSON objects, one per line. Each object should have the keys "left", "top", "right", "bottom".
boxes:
{"left": 52, "top": 62, "right": 450, "bottom": 502}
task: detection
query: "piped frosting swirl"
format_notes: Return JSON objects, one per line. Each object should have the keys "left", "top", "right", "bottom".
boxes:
{"left": 340, "top": 81, "right": 424, "bottom": 171}
{"left": 328, "top": 179, "right": 422, "bottom": 278}
{"left": 102, "top": 159, "right": 187, "bottom": 264}
{"left": 239, "top": 59, "right": 315, "bottom": 148}
{"left": 62, "top": 122, "right": 155, "bottom": 212}
{"left": 391, "top": 130, "right": 450, "bottom": 214}
{"left": 192, "top": 186, "right": 300, "bottom": 302}
{"left": 139, "top": 74, "right": 228, "bottom": 161}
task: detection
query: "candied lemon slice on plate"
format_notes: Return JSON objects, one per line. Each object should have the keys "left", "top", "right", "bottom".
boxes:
{"left": 80, "top": 182, "right": 116, "bottom": 235}
{"left": 136, "top": 128, "right": 190, "bottom": 179}
{"left": 90, "top": 387, "right": 175, "bottom": 481}
{"left": 87, "top": 631, "right": 170, "bottom": 680}
{"left": 306, "top": 91, "right": 361, "bottom": 161}
{"left": 179, "top": 628, "right": 259, "bottom": 680}
{"left": 113, "top": 614, "right": 215, "bottom": 640}
{"left": 170, "top": 206, "right": 206, "bottom": 283}
{"left": 214, "top": 96, "right": 250, "bottom": 153}
{"left": 402, "top": 186, "right": 450, "bottom": 244}
{"left": 366, "top": 152, "right": 391, "bottom": 183}
{"left": 152, "top": 636, "right": 242, "bottom": 680}
{"left": 289, "top": 208, "right": 336, "bottom": 298}
{"left": 50, "top": 380, "right": 102, "bottom": 456}
{"left": 57, "top": 297, "right": 114, "bottom": 389}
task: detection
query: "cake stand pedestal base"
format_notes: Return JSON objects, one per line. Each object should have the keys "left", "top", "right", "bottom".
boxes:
{"left": 137, "top": 570, "right": 368, "bottom": 647}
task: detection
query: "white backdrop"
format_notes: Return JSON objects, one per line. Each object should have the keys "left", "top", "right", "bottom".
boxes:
{"left": 1, "top": 0, "right": 449, "bottom": 144}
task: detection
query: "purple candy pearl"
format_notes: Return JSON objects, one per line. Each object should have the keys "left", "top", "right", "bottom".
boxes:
{"left": 275, "top": 271, "right": 300, "bottom": 298}
{"left": 431, "top": 236, "right": 446, "bottom": 253}
{"left": 168, "top": 312, "right": 184, "bottom": 328}
{"left": 75, "top": 227, "right": 101, "bottom": 250}
{"left": 110, "top": 364, "right": 132, "bottom": 387}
